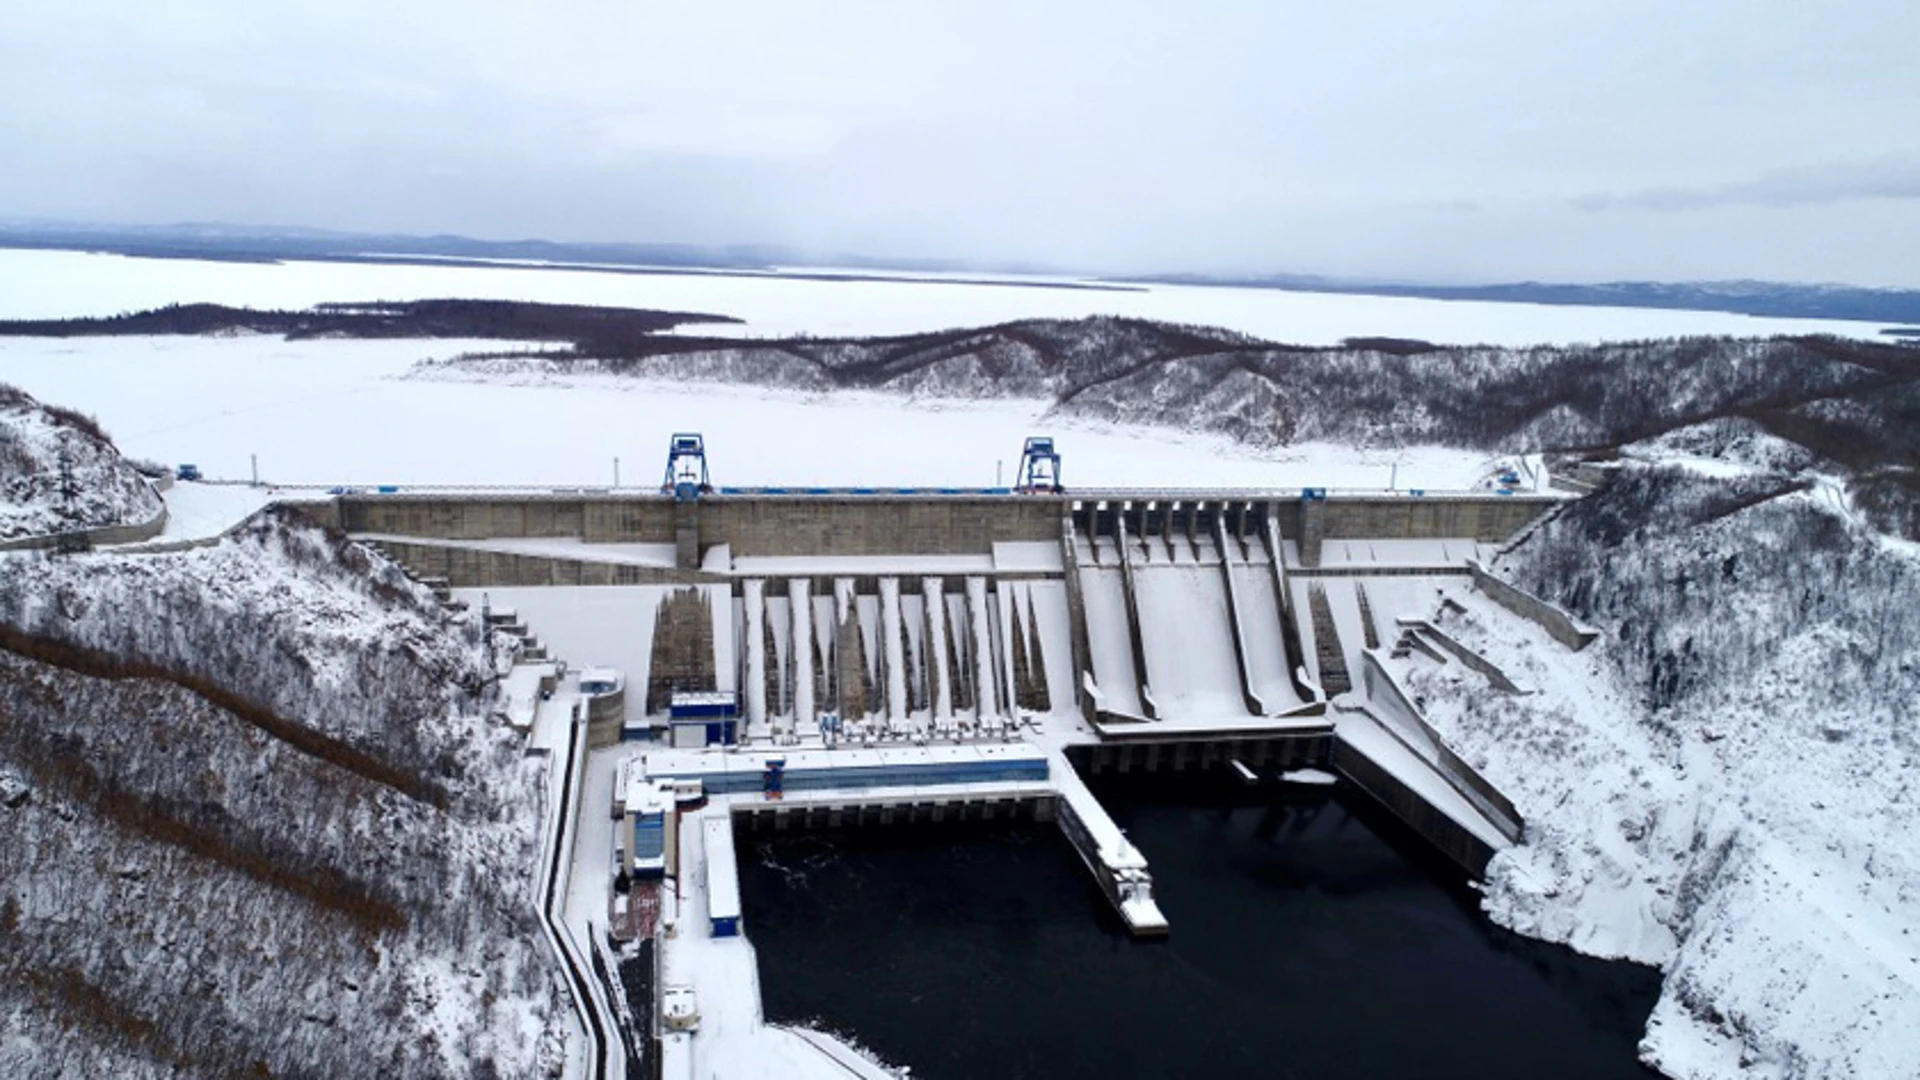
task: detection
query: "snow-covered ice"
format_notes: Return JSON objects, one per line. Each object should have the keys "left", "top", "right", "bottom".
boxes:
{"left": 0, "top": 248, "right": 1896, "bottom": 346}
{"left": 0, "top": 335, "right": 1497, "bottom": 491}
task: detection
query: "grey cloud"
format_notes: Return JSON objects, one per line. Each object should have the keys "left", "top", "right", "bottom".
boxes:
{"left": 3, "top": 1, "right": 1920, "bottom": 285}
{"left": 1574, "top": 158, "right": 1920, "bottom": 212}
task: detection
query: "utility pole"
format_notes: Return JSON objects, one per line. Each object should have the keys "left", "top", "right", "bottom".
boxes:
{"left": 251, "top": 453, "right": 259, "bottom": 486}
{"left": 996, "top": 460, "right": 1003, "bottom": 487}
{"left": 613, "top": 457, "right": 620, "bottom": 488}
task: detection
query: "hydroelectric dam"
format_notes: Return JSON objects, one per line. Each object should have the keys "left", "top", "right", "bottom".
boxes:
{"left": 297, "top": 436, "right": 1591, "bottom": 1078}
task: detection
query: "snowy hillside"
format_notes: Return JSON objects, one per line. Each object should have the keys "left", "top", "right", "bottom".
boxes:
{"left": 417, "top": 318, "right": 1914, "bottom": 453}
{"left": 0, "top": 383, "right": 160, "bottom": 540}
{"left": 1385, "top": 465, "right": 1920, "bottom": 1078}
{"left": 0, "top": 509, "right": 565, "bottom": 1077}
{"left": 422, "top": 321, "right": 1920, "bottom": 536}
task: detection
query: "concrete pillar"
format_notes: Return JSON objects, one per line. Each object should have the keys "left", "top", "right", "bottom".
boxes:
{"left": 833, "top": 578, "right": 869, "bottom": 720}
{"left": 880, "top": 577, "right": 908, "bottom": 725}
{"left": 1299, "top": 496, "right": 1326, "bottom": 569}
{"left": 1058, "top": 517, "right": 1098, "bottom": 726}
{"left": 1264, "top": 509, "right": 1318, "bottom": 704}
{"left": 1112, "top": 508, "right": 1159, "bottom": 720}
{"left": 923, "top": 577, "right": 953, "bottom": 722}
{"left": 743, "top": 579, "right": 767, "bottom": 730}
{"left": 966, "top": 576, "right": 998, "bottom": 723}
{"left": 789, "top": 578, "right": 814, "bottom": 724}
{"left": 1213, "top": 515, "right": 1267, "bottom": 715}
{"left": 996, "top": 579, "right": 1022, "bottom": 718}
{"left": 674, "top": 499, "right": 700, "bottom": 570}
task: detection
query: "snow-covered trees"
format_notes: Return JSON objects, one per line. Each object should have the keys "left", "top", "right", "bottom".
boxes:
{"left": 1392, "top": 465, "right": 1920, "bottom": 1078}
{"left": 0, "top": 513, "right": 565, "bottom": 1077}
{"left": 0, "top": 383, "right": 161, "bottom": 540}
{"left": 417, "top": 320, "right": 1920, "bottom": 536}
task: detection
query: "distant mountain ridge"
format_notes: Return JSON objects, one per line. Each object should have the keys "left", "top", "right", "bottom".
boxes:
{"left": 0, "top": 221, "right": 1105, "bottom": 289}
{"left": 4, "top": 221, "right": 1918, "bottom": 324}
{"left": 1120, "top": 272, "right": 1920, "bottom": 326}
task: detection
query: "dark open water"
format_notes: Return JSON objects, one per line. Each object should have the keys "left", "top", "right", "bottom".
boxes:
{"left": 738, "top": 775, "right": 1662, "bottom": 1080}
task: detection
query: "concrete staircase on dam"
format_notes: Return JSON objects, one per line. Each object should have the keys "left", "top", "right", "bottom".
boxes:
{"left": 1306, "top": 584, "right": 1353, "bottom": 696}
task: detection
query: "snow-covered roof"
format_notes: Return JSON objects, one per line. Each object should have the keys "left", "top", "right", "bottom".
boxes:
{"left": 630, "top": 781, "right": 672, "bottom": 818}
{"left": 671, "top": 690, "right": 738, "bottom": 707}
{"left": 703, "top": 816, "right": 741, "bottom": 923}
{"left": 578, "top": 667, "right": 622, "bottom": 693}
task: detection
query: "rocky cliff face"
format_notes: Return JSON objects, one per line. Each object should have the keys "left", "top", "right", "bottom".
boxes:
{"left": 0, "top": 508, "right": 565, "bottom": 1078}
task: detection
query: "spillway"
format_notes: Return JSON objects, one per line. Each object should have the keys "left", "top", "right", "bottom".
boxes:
{"left": 1131, "top": 563, "right": 1248, "bottom": 721}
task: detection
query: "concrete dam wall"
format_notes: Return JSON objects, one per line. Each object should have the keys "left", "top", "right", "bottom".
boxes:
{"left": 347, "top": 487, "right": 1554, "bottom": 734}
{"left": 341, "top": 489, "right": 1556, "bottom": 567}
{"left": 350, "top": 486, "right": 1555, "bottom": 876}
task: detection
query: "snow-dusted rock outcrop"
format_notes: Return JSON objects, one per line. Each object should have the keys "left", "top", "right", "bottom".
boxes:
{"left": 0, "top": 383, "right": 161, "bottom": 540}
{"left": 1387, "top": 466, "right": 1920, "bottom": 1078}
{"left": 0, "top": 510, "right": 565, "bottom": 1077}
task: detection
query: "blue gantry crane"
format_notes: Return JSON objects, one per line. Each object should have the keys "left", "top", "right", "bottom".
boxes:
{"left": 661, "top": 433, "right": 712, "bottom": 500}
{"left": 1015, "top": 436, "right": 1063, "bottom": 494}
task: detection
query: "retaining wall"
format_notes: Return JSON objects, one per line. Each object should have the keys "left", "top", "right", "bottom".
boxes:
{"left": 341, "top": 497, "right": 667, "bottom": 543}
{"left": 1468, "top": 560, "right": 1599, "bottom": 650}
{"left": 1355, "top": 652, "right": 1524, "bottom": 841}
{"left": 1070, "top": 733, "right": 1331, "bottom": 774}
{"left": 1111, "top": 513, "right": 1156, "bottom": 719}
{"left": 0, "top": 501, "right": 169, "bottom": 552}
{"left": 370, "top": 538, "right": 711, "bottom": 588}
{"left": 1331, "top": 739, "right": 1498, "bottom": 876}
{"left": 1212, "top": 517, "right": 1266, "bottom": 714}
{"left": 1403, "top": 622, "right": 1527, "bottom": 694}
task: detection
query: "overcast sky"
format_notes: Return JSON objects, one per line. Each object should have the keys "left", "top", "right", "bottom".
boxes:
{"left": 4, "top": 1, "right": 1918, "bottom": 285}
